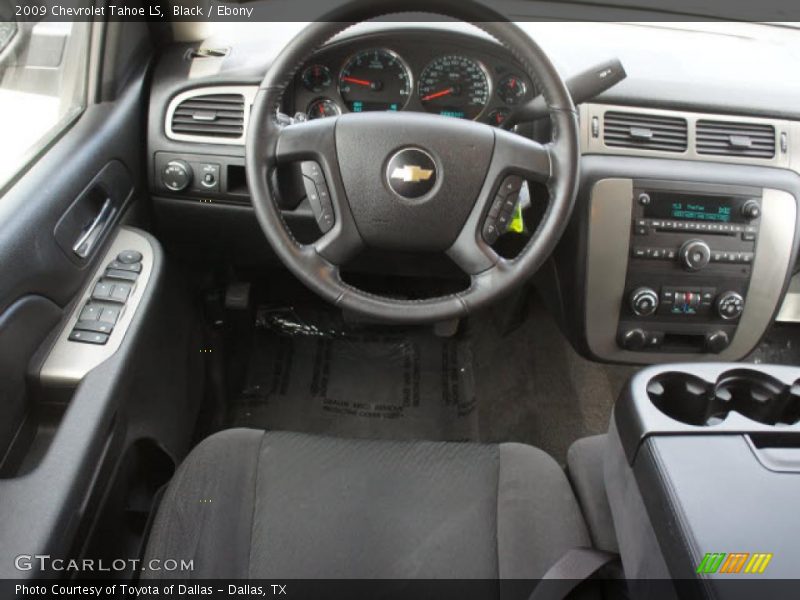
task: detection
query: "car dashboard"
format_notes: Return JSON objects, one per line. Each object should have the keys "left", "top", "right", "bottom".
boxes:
{"left": 146, "top": 22, "right": 800, "bottom": 366}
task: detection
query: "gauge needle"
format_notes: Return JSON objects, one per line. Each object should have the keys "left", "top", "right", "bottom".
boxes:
{"left": 421, "top": 88, "right": 453, "bottom": 102}
{"left": 342, "top": 76, "right": 372, "bottom": 86}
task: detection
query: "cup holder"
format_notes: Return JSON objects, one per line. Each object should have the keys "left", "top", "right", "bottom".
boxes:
{"left": 647, "top": 369, "right": 800, "bottom": 427}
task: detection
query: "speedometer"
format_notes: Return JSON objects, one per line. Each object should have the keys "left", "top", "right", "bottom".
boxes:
{"left": 338, "top": 49, "right": 411, "bottom": 113}
{"left": 418, "top": 55, "right": 490, "bottom": 120}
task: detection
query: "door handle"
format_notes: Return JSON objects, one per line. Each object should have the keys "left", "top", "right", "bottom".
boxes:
{"left": 72, "top": 198, "right": 116, "bottom": 258}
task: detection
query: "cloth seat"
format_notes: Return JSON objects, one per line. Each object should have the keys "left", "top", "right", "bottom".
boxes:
{"left": 144, "top": 429, "right": 590, "bottom": 578}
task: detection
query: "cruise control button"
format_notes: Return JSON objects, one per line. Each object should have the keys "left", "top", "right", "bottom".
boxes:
{"left": 74, "top": 320, "right": 114, "bottom": 334}
{"left": 68, "top": 330, "right": 109, "bottom": 345}
{"left": 117, "top": 250, "right": 142, "bottom": 264}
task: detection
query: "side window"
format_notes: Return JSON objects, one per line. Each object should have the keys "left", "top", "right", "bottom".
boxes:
{"left": 0, "top": 19, "right": 91, "bottom": 190}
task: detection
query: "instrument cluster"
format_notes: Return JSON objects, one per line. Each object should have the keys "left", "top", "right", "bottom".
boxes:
{"left": 291, "top": 34, "right": 534, "bottom": 128}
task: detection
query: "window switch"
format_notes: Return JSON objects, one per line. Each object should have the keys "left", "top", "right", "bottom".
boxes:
{"left": 92, "top": 281, "right": 114, "bottom": 301}
{"left": 99, "top": 305, "right": 121, "bottom": 325}
{"left": 79, "top": 303, "right": 102, "bottom": 322}
{"left": 74, "top": 320, "right": 114, "bottom": 335}
{"left": 68, "top": 330, "right": 109, "bottom": 345}
{"left": 110, "top": 283, "right": 131, "bottom": 303}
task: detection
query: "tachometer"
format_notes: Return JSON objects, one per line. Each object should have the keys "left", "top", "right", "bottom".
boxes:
{"left": 418, "top": 55, "right": 490, "bottom": 120}
{"left": 338, "top": 49, "right": 411, "bottom": 113}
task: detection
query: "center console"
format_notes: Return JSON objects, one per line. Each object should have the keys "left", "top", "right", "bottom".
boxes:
{"left": 619, "top": 181, "right": 761, "bottom": 354}
{"left": 584, "top": 177, "right": 797, "bottom": 364}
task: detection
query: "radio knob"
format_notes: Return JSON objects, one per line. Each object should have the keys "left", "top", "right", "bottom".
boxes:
{"left": 619, "top": 328, "right": 647, "bottom": 351}
{"left": 162, "top": 159, "right": 193, "bottom": 192}
{"left": 630, "top": 287, "right": 659, "bottom": 316}
{"left": 741, "top": 200, "right": 761, "bottom": 221}
{"left": 717, "top": 291, "right": 745, "bottom": 320}
{"left": 679, "top": 239, "right": 711, "bottom": 271}
{"left": 705, "top": 330, "right": 730, "bottom": 353}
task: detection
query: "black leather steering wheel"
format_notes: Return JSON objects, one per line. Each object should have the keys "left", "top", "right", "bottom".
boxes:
{"left": 246, "top": 0, "right": 579, "bottom": 324}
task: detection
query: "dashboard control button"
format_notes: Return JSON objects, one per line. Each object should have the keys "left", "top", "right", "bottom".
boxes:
{"left": 162, "top": 160, "right": 193, "bottom": 192}
{"left": 705, "top": 330, "right": 730, "bottom": 353}
{"left": 637, "top": 193, "right": 651, "bottom": 206}
{"left": 117, "top": 250, "right": 143, "bottom": 264}
{"left": 620, "top": 328, "right": 647, "bottom": 351}
{"left": 717, "top": 291, "right": 745, "bottom": 320}
{"left": 499, "top": 175, "right": 522, "bottom": 197}
{"left": 483, "top": 221, "right": 500, "bottom": 245}
{"left": 68, "top": 330, "right": 109, "bottom": 345}
{"left": 631, "top": 247, "right": 646, "bottom": 259}
{"left": 92, "top": 281, "right": 114, "bottom": 301}
{"left": 679, "top": 239, "right": 711, "bottom": 271}
{"left": 630, "top": 287, "right": 659, "bottom": 317}
{"left": 741, "top": 199, "right": 761, "bottom": 221}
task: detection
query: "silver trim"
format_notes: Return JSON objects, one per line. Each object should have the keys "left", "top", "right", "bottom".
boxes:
{"left": 164, "top": 85, "right": 259, "bottom": 146}
{"left": 585, "top": 180, "right": 796, "bottom": 363}
{"left": 40, "top": 228, "right": 154, "bottom": 386}
{"left": 580, "top": 103, "right": 791, "bottom": 169}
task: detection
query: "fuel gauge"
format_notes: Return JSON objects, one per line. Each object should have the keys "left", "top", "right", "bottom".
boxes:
{"left": 307, "top": 98, "right": 341, "bottom": 120}
{"left": 497, "top": 75, "right": 527, "bottom": 105}
{"left": 302, "top": 65, "right": 332, "bottom": 93}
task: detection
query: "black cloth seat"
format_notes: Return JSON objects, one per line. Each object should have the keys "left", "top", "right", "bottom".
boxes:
{"left": 144, "top": 429, "right": 590, "bottom": 579}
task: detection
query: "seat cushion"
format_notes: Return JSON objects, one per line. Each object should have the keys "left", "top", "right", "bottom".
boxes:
{"left": 144, "top": 429, "right": 589, "bottom": 579}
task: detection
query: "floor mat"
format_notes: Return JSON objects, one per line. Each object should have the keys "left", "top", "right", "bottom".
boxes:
{"left": 228, "top": 299, "right": 633, "bottom": 463}
{"left": 230, "top": 307, "right": 479, "bottom": 441}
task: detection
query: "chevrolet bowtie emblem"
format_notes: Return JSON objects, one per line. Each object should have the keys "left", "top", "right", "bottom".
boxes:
{"left": 391, "top": 165, "right": 434, "bottom": 183}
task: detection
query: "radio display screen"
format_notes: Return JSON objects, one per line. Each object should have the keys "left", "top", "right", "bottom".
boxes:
{"left": 644, "top": 192, "right": 735, "bottom": 222}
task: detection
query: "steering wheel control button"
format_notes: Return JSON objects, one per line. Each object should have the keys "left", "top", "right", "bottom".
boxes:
{"left": 117, "top": 250, "right": 143, "bottom": 264}
{"left": 499, "top": 175, "right": 523, "bottom": 198}
{"left": 385, "top": 148, "right": 437, "bottom": 199}
{"left": 68, "top": 330, "right": 109, "bottom": 345}
{"left": 301, "top": 161, "right": 335, "bottom": 234}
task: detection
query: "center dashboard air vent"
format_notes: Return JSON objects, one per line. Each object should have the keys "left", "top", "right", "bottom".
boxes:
{"left": 696, "top": 119, "right": 776, "bottom": 159}
{"left": 603, "top": 111, "right": 688, "bottom": 153}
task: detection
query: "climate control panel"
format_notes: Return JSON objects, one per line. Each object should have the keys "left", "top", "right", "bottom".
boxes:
{"left": 617, "top": 181, "right": 761, "bottom": 354}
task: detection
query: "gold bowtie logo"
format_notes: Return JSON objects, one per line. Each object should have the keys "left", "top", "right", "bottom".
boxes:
{"left": 391, "top": 165, "right": 434, "bottom": 183}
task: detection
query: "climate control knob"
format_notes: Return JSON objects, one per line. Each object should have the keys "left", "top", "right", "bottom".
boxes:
{"left": 679, "top": 239, "right": 711, "bottom": 271}
{"left": 630, "top": 287, "right": 659, "bottom": 317}
{"left": 717, "top": 291, "right": 745, "bottom": 320}
{"left": 162, "top": 159, "right": 193, "bottom": 192}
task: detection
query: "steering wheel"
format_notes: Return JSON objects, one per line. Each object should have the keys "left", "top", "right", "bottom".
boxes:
{"left": 246, "top": 0, "right": 579, "bottom": 324}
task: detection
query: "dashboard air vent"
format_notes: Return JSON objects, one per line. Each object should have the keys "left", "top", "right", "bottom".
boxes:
{"left": 696, "top": 120, "right": 775, "bottom": 159}
{"left": 603, "top": 111, "right": 688, "bottom": 153}
{"left": 170, "top": 93, "right": 245, "bottom": 139}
